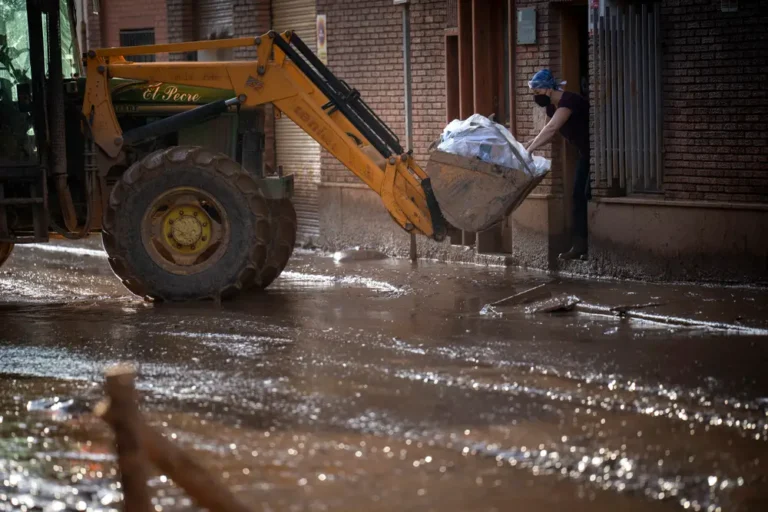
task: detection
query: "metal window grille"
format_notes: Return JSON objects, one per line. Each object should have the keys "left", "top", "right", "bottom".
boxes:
{"left": 119, "top": 29, "right": 156, "bottom": 62}
{"left": 592, "top": 4, "right": 662, "bottom": 193}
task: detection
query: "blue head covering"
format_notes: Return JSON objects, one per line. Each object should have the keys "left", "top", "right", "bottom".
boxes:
{"left": 528, "top": 69, "right": 566, "bottom": 91}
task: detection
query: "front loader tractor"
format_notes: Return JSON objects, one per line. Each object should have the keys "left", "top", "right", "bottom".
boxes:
{"left": 1, "top": 0, "right": 298, "bottom": 301}
{"left": 4, "top": 0, "right": 519, "bottom": 302}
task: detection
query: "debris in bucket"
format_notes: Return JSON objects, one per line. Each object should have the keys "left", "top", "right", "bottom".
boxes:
{"left": 525, "top": 293, "right": 581, "bottom": 314}
{"left": 436, "top": 114, "right": 551, "bottom": 178}
{"left": 425, "top": 114, "right": 554, "bottom": 233}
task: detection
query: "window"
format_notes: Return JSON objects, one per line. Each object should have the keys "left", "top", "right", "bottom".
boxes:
{"left": 119, "top": 28, "right": 156, "bottom": 62}
{"left": 592, "top": 2, "right": 663, "bottom": 193}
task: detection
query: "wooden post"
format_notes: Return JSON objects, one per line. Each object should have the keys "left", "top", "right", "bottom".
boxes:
{"left": 96, "top": 367, "right": 253, "bottom": 512}
{"left": 102, "top": 364, "right": 152, "bottom": 512}
{"left": 445, "top": 33, "right": 460, "bottom": 122}
{"left": 458, "top": 0, "right": 474, "bottom": 119}
{"left": 472, "top": 0, "right": 494, "bottom": 117}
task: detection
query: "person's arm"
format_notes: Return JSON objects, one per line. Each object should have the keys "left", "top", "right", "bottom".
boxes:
{"left": 526, "top": 107, "right": 572, "bottom": 154}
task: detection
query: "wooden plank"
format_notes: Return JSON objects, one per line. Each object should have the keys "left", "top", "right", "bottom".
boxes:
{"left": 492, "top": 0, "right": 507, "bottom": 126}
{"left": 101, "top": 365, "right": 152, "bottom": 512}
{"left": 508, "top": 0, "right": 517, "bottom": 136}
{"left": 458, "top": 0, "right": 474, "bottom": 119}
{"left": 472, "top": 0, "right": 494, "bottom": 116}
{"left": 446, "top": 35, "right": 460, "bottom": 122}
{"left": 96, "top": 365, "right": 253, "bottom": 512}
{"left": 491, "top": 283, "right": 553, "bottom": 307}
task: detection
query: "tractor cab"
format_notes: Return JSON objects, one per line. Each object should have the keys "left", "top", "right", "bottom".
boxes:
{"left": 0, "top": 0, "right": 81, "bottom": 248}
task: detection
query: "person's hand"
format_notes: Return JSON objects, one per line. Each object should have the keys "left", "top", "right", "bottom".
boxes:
{"left": 524, "top": 150, "right": 535, "bottom": 166}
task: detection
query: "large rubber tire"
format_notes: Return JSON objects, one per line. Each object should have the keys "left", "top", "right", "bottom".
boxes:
{"left": 249, "top": 198, "right": 297, "bottom": 290}
{"left": 0, "top": 242, "right": 13, "bottom": 269}
{"left": 102, "top": 146, "right": 272, "bottom": 302}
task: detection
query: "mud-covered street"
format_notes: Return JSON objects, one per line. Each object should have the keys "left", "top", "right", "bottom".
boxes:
{"left": 1, "top": 239, "right": 768, "bottom": 512}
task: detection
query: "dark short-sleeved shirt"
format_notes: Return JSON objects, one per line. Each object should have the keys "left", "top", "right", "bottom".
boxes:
{"left": 546, "top": 91, "right": 590, "bottom": 158}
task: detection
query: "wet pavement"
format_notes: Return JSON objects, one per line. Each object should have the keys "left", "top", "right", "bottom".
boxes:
{"left": 1, "top": 238, "right": 768, "bottom": 512}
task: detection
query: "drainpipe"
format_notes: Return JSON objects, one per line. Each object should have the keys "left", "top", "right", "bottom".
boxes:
{"left": 395, "top": 0, "right": 417, "bottom": 262}
{"left": 399, "top": 0, "right": 413, "bottom": 152}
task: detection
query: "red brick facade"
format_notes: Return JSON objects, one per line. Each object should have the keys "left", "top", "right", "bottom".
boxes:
{"left": 81, "top": 0, "right": 767, "bottom": 280}
{"left": 513, "top": 0, "right": 563, "bottom": 197}
{"left": 198, "top": 0, "right": 234, "bottom": 39}
{"left": 85, "top": 3, "right": 101, "bottom": 52}
{"left": 316, "top": 0, "right": 405, "bottom": 185}
{"left": 166, "top": 0, "right": 197, "bottom": 61}
{"left": 316, "top": 0, "right": 447, "bottom": 185}
{"left": 84, "top": 0, "right": 768, "bottom": 205}
{"left": 152, "top": 0, "right": 275, "bottom": 172}
{"left": 99, "top": 0, "right": 169, "bottom": 61}
{"left": 660, "top": 0, "right": 768, "bottom": 203}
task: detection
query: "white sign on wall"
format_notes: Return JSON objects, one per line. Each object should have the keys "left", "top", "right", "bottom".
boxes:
{"left": 317, "top": 14, "right": 327, "bottom": 64}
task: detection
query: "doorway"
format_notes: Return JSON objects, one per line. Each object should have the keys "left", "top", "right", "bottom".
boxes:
{"left": 444, "top": 0, "right": 512, "bottom": 254}
{"left": 560, "top": 3, "right": 589, "bottom": 242}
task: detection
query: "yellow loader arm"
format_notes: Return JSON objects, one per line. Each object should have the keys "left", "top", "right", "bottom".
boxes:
{"left": 83, "top": 31, "right": 447, "bottom": 241}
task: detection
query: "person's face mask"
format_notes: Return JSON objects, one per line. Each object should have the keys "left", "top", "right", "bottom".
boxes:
{"left": 534, "top": 94, "right": 551, "bottom": 107}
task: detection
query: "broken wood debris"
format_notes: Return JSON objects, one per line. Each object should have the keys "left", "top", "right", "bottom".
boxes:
{"left": 95, "top": 363, "right": 254, "bottom": 512}
{"left": 99, "top": 364, "right": 152, "bottom": 512}
{"left": 490, "top": 283, "right": 553, "bottom": 307}
{"left": 525, "top": 293, "right": 581, "bottom": 314}
{"left": 609, "top": 302, "right": 665, "bottom": 316}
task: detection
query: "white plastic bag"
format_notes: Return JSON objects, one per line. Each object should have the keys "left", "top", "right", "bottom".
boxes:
{"left": 437, "top": 114, "right": 551, "bottom": 178}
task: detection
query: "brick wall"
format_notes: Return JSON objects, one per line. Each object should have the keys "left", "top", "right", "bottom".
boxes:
{"left": 166, "top": 0, "right": 197, "bottom": 61}
{"left": 198, "top": 0, "right": 234, "bottom": 39}
{"left": 86, "top": 4, "right": 101, "bottom": 50}
{"left": 101, "top": 0, "right": 168, "bottom": 61}
{"left": 232, "top": 0, "right": 270, "bottom": 60}
{"left": 163, "top": 0, "right": 275, "bottom": 173}
{"left": 514, "top": 0, "right": 563, "bottom": 197}
{"left": 316, "top": 0, "right": 447, "bottom": 185}
{"left": 660, "top": 0, "right": 768, "bottom": 203}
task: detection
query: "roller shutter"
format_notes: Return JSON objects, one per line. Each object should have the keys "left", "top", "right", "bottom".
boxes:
{"left": 272, "top": 0, "right": 321, "bottom": 242}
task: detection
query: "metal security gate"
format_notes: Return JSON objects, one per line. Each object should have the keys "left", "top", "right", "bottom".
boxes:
{"left": 272, "top": 0, "right": 321, "bottom": 242}
{"left": 592, "top": 3, "right": 663, "bottom": 193}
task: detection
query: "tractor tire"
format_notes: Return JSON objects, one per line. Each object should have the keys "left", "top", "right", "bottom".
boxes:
{"left": 102, "top": 146, "right": 273, "bottom": 302}
{"left": 248, "top": 197, "right": 297, "bottom": 290}
{"left": 0, "top": 242, "right": 13, "bottom": 269}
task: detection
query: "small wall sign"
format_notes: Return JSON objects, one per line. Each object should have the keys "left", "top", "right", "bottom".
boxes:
{"left": 517, "top": 7, "right": 536, "bottom": 45}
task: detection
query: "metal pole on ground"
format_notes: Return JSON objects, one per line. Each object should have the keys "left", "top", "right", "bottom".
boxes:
{"left": 396, "top": 0, "right": 418, "bottom": 262}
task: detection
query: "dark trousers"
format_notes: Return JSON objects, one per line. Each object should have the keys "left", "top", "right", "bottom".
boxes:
{"left": 572, "top": 155, "right": 591, "bottom": 241}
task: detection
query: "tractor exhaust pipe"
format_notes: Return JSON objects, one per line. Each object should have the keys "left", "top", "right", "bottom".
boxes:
{"left": 46, "top": 2, "right": 78, "bottom": 231}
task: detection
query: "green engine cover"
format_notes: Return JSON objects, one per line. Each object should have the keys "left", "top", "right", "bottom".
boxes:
{"left": 108, "top": 78, "right": 236, "bottom": 113}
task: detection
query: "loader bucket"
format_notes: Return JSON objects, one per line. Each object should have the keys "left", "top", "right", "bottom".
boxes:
{"left": 425, "top": 150, "right": 546, "bottom": 233}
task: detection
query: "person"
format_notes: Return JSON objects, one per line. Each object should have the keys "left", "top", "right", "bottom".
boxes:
{"left": 525, "top": 69, "right": 591, "bottom": 260}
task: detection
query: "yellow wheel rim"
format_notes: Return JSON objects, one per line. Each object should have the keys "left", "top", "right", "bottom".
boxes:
{"left": 141, "top": 187, "right": 231, "bottom": 275}
{"left": 162, "top": 204, "right": 213, "bottom": 254}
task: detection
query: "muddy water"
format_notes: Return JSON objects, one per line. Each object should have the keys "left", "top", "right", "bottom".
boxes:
{"left": 1, "top": 239, "right": 767, "bottom": 511}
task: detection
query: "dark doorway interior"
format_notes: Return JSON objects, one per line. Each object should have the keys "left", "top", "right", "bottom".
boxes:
{"left": 560, "top": 3, "right": 589, "bottom": 246}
